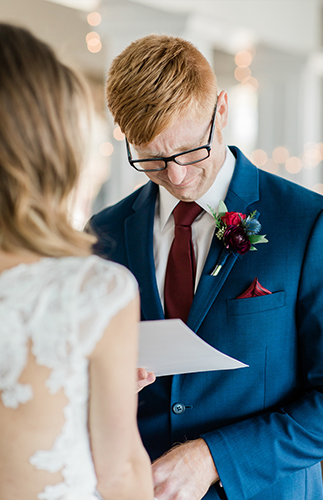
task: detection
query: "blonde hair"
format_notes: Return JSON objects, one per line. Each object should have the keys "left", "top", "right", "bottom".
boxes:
{"left": 0, "top": 23, "right": 96, "bottom": 257}
{"left": 106, "top": 34, "right": 217, "bottom": 145}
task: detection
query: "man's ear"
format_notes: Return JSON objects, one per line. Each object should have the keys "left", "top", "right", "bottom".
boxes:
{"left": 216, "top": 90, "right": 228, "bottom": 131}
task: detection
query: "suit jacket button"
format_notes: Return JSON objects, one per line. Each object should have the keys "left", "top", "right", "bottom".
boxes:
{"left": 172, "top": 403, "right": 185, "bottom": 414}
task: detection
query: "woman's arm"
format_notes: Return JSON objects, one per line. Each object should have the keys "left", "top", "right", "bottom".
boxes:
{"left": 88, "top": 293, "right": 154, "bottom": 500}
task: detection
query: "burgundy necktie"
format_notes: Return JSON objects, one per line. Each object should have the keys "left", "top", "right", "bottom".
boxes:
{"left": 164, "top": 201, "right": 203, "bottom": 323}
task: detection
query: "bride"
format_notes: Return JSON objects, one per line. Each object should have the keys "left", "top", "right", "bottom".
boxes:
{"left": 0, "top": 23, "right": 154, "bottom": 500}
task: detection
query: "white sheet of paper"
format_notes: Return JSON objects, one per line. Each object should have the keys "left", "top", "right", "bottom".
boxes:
{"left": 138, "top": 319, "right": 248, "bottom": 377}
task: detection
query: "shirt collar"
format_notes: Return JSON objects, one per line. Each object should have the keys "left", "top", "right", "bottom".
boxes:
{"left": 158, "top": 146, "right": 236, "bottom": 230}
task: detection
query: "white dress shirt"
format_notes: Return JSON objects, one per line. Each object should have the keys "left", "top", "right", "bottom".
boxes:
{"left": 153, "top": 146, "right": 236, "bottom": 309}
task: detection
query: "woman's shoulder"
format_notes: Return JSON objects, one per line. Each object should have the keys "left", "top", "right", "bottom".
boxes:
{"left": 40, "top": 255, "right": 139, "bottom": 312}
{"left": 33, "top": 254, "right": 137, "bottom": 290}
{"left": 64, "top": 256, "right": 138, "bottom": 356}
{"left": 1, "top": 253, "right": 138, "bottom": 308}
{"left": 63, "top": 254, "right": 137, "bottom": 292}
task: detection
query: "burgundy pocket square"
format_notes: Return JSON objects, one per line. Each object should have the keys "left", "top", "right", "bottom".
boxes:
{"left": 237, "top": 277, "right": 272, "bottom": 299}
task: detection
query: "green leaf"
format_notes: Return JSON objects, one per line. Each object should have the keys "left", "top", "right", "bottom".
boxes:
{"left": 218, "top": 200, "right": 228, "bottom": 216}
{"left": 249, "top": 234, "right": 268, "bottom": 244}
{"left": 257, "top": 235, "right": 268, "bottom": 244}
{"left": 250, "top": 246, "right": 257, "bottom": 251}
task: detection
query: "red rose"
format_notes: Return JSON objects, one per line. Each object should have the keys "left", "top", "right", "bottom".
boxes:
{"left": 221, "top": 211, "right": 246, "bottom": 226}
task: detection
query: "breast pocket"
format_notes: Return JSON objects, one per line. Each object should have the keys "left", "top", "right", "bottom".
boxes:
{"left": 226, "top": 291, "right": 285, "bottom": 316}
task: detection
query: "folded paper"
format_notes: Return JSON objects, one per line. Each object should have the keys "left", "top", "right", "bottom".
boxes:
{"left": 138, "top": 319, "right": 248, "bottom": 377}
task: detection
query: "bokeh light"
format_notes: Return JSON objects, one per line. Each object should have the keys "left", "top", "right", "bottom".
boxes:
{"left": 246, "top": 77, "right": 259, "bottom": 91}
{"left": 304, "top": 141, "right": 317, "bottom": 150}
{"left": 87, "top": 41, "right": 102, "bottom": 53}
{"left": 87, "top": 12, "right": 102, "bottom": 26}
{"left": 86, "top": 31, "right": 102, "bottom": 53}
{"left": 234, "top": 66, "right": 251, "bottom": 82}
{"left": 234, "top": 50, "right": 253, "bottom": 67}
{"left": 285, "top": 157, "right": 302, "bottom": 174}
{"left": 251, "top": 149, "right": 268, "bottom": 167}
{"left": 86, "top": 31, "right": 100, "bottom": 43}
{"left": 302, "top": 148, "right": 321, "bottom": 168}
{"left": 261, "top": 159, "right": 279, "bottom": 174}
{"left": 99, "top": 142, "right": 114, "bottom": 156}
{"left": 272, "top": 146, "right": 289, "bottom": 164}
{"left": 239, "top": 77, "right": 258, "bottom": 92}
{"left": 113, "top": 126, "right": 125, "bottom": 141}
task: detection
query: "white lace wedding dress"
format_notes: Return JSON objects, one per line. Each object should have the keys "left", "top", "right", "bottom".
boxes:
{"left": 0, "top": 255, "right": 138, "bottom": 500}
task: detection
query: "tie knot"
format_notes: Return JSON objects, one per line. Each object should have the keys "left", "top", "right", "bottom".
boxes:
{"left": 173, "top": 201, "right": 203, "bottom": 227}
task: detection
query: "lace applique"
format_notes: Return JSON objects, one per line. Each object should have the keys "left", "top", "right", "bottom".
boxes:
{"left": 0, "top": 296, "right": 34, "bottom": 408}
{"left": 0, "top": 256, "right": 138, "bottom": 499}
{"left": 1, "top": 383, "right": 33, "bottom": 408}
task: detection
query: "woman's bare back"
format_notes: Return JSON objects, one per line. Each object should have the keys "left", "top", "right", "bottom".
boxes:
{"left": 0, "top": 352, "right": 66, "bottom": 499}
{"left": 0, "top": 256, "right": 138, "bottom": 500}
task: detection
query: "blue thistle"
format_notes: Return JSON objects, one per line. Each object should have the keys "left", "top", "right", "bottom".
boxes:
{"left": 244, "top": 218, "right": 261, "bottom": 235}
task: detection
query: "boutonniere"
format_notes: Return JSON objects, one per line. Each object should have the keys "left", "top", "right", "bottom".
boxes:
{"left": 208, "top": 201, "right": 268, "bottom": 276}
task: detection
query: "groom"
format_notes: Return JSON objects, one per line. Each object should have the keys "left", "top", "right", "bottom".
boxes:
{"left": 89, "top": 34, "right": 323, "bottom": 500}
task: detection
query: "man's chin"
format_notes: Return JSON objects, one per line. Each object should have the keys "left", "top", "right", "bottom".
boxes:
{"left": 167, "top": 183, "right": 205, "bottom": 202}
{"left": 167, "top": 188, "right": 197, "bottom": 201}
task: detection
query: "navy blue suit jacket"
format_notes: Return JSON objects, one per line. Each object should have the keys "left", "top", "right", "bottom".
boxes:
{"left": 90, "top": 146, "right": 323, "bottom": 499}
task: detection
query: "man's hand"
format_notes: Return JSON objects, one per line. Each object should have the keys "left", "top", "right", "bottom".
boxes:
{"left": 152, "top": 438, "right": 219, "bottom": 500}
{"left": 137, "top": 368, "right": 156, "bottom": 392}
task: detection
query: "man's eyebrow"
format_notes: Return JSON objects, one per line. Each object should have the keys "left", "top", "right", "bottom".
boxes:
{"left": 134, "top": 147, "right": 164, "bottom": 158}
{"left": 136, "top": 130, "right": 207, "bottom": 158}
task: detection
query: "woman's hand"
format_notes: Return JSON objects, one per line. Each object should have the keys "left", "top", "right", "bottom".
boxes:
{"left": 137, "top": 368, "right": 156, "bottom": 392}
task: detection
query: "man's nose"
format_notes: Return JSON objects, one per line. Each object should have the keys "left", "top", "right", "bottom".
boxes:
{"left": 166, "top": 161, "right": 187, "bottom": 185}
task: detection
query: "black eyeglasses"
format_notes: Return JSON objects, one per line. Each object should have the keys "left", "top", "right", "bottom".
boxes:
{"left": 125, "top": 102, "right": 218, "bottom": 172}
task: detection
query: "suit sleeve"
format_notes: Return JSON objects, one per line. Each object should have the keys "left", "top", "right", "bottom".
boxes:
{"left": 201, "top": 209, "right": 323, "bottom": 499}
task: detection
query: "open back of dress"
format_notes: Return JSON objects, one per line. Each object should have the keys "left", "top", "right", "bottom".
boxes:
{"left": 0, "top": 256, "right": 137, "bottom": 500}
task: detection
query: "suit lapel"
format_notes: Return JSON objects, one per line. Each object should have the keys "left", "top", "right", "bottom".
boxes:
{"left": 188, "top": 147, "right": 260, "bottom": 332}
{"left": 124, "top": 182, "right": 164, "bottom": 320}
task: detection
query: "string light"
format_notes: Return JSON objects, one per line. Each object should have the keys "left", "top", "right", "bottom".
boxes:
{"left": 262, "top": 159, "right": 279, "bottom": 174}
{"left": 86, "top": 31, "right": 102, "bottom": 53}
{"left": 251, "top": 144, "right": 321, "bottom": 178}
{"left": 234, "top": 50, "right": 253, "bottom": 67}
{"left": 272, "top": 147, "right": 289, "bottom": 164}
{"left": 251, "top": 149, "right": 268, "bottom": 167}
{"left": 87, "top": 12, "right": 102, "bottom": 26}
{"left": 234, "top": 67, "right": 251, "bottom": 82}
{"left": 234, "top": 47, "right": 257, "bottom": 92}
{"left": 285, "top": 157, "right": 302, "bottom": 174}
{"left": 87, "top": 41, "right": 102, "bottom": 53}
{"left": 113, "top": 126, "right": 125, "bottom": 141}
{"left": 99, "top": 142, "right": 114, "bottom": 156}
{"left": 241, "top": 76, "right": 258, "bottom": 91}
{"left": 303, "top": 148, "right": 321, "bottom": 169}
{"left": 304, "top": 141, "right": 317, "bottom": 150}
{"left": 86, "top": 31, "right": 100, "bottom": 43}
